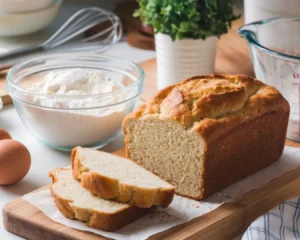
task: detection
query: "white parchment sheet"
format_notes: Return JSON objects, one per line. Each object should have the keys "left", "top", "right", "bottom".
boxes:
{"left": 23, "top": 146, "right": 300, "bottom": 240}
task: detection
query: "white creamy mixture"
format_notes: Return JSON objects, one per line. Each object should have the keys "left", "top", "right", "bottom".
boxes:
{"left": 32, "top": 69, "right": 118, "bottom": 96}
{"left": 25, "top": 69, "right": 131, "bottom": 148}
{"left": 29, "top": 69, "right": 123, "bottom": 109}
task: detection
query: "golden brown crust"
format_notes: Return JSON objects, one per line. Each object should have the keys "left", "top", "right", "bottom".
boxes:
{"left": 198, "top": 110, "right": 289, "bottom": 199}
{"left": 49, "top": 184, "right": 76, "bottom": 219}
{"left": 49, "top": 168, "right": 151, "bottom": 231}
{"left": 49, "top": 170, "right": 59, "bottom": 183}
{"left": 195, "top": 81, "right": 289, "bottom": 145}
{"left": 122, "top": 74, "right": 290, "bottom": 200}
{"left": 72, "top": 147, "right": 175, "bottom": 208}
{"left": 83, "top": 205, "right": 151, "bottom": 231}
{"left": 125, "top": 74, "right": 287, "bottom": 126}
{"left": 49, "top": 186, "right": 151, "bottom": 231}
{"left": 71, "top": 148, "right": 88, "bottom": 181}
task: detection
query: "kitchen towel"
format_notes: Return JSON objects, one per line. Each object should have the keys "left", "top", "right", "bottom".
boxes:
{"left": 243, "top": 196, "right": 300, "bottom": 240}
{"left": 23, "top": 146, "right": 300, "bottom": 240}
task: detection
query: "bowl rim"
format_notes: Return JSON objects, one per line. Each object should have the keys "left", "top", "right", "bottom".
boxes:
{"left": 238, "top": 16, "right": 300, "bottom": 62}
{"left": 0, "top": 0, "right": 62, "bottom": 16}
{"left": 7, "top": 53, "right": 145, "bottom": 110}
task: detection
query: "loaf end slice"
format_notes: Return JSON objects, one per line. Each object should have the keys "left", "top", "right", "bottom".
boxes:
{"left": 49, "top": 168, "right": 151, "bottom": 231}
{"left": 71, "top": 147, "right": 175, "bottom": 208}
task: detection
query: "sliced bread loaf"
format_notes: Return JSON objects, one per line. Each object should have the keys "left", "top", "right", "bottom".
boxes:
{"left": 122, "top": 74, "right": 290, "bottom": 200}
{"left": 49, "top": 168, "right": 151, "bottom": 231}
{"left": 72, "top": 147, "right": 175, "bottom": 208}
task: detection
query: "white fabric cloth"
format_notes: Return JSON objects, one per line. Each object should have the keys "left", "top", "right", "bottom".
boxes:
{"left": 243, "top": 197, "right": 300, "bottom": 240}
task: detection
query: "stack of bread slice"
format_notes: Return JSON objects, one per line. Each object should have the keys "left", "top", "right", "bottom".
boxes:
{"left": 49, "top": 147, "right": 175, "bottom": 231}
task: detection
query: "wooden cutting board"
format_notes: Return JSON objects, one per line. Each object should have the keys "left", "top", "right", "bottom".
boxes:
{"left": 3, "top": 143, "right": 300, "bottom": 240}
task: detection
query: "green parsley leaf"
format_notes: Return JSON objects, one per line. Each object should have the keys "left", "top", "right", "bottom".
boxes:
{"left": 134, "top": 0, "right": 240, "bottom": 41}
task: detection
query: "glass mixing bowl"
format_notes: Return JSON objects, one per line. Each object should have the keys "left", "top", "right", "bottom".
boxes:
{"left": 7, "top": 54, "right": 144, "bottom": 151}
{"left": 239, "top": 17, "right": 300, "bottom": 142}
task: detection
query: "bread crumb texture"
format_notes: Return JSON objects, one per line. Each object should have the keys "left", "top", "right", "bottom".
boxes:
{"left": 72, "top": 147, "right": 175, "bottom": 208}
{"left": 49, "top": 168, "right": 151, "bottom": 231}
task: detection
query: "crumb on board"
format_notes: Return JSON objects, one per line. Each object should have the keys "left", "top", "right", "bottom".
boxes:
{"left": 149, "top": 210, "right": 180, "bottom": 221}
{"left": 192, "top": 204, "right": 202, "bottom": 208}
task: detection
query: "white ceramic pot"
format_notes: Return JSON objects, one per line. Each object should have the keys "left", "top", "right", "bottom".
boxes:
{"left": 155, "top": 33, "right": 217, "bottom": 90}
{"left": 244, "top": 0, "right": 300, "bottom": 24}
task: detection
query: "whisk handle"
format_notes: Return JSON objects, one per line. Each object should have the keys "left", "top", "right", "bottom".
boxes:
{"left": 0, "top": 45, "right": 45, "bottom": 64}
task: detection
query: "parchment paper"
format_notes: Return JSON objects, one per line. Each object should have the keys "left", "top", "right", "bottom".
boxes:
{"left": 23, "top": 146, "right": 300, "bottom": 240}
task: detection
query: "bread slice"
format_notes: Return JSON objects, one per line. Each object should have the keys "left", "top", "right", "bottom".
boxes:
{"left": 49, "top": 168, "right": 151, "bottom": 231}
{"left": 72, "top": 147, "right": 175, "bottom": 208}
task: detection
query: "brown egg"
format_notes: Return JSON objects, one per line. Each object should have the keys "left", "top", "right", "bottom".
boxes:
{"left": 0, "top": 128, "right": 11, "bottom": 141}
{"left": 0, "top": 139, "right": 31, "bottom": 185}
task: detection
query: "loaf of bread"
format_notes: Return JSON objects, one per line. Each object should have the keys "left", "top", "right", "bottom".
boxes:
{"left": 72, "top": 147, "right": 175, "bottom": 208}
{"left": 122, "top": 74, "right": 290, "bottom": 200}
{"left": 49, "top": 168, "right": 151, "bottom": 231}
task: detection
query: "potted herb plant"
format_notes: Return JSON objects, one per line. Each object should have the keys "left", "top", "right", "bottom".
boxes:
{"left": 134, "top": 0, "right": 240, "bottom": 89}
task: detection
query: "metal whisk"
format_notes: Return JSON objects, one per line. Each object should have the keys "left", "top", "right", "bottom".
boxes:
{"left": 0, "top": 7, "right": 122, "bottom": 65}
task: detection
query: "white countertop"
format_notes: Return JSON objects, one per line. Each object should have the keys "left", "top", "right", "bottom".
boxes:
{"left": 0, "top": 3, "right": 156, "bottom": 236}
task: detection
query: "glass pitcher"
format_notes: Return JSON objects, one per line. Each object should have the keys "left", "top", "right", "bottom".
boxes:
{"left": 239, "top": 17, "right": 300, "bottom": 142}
